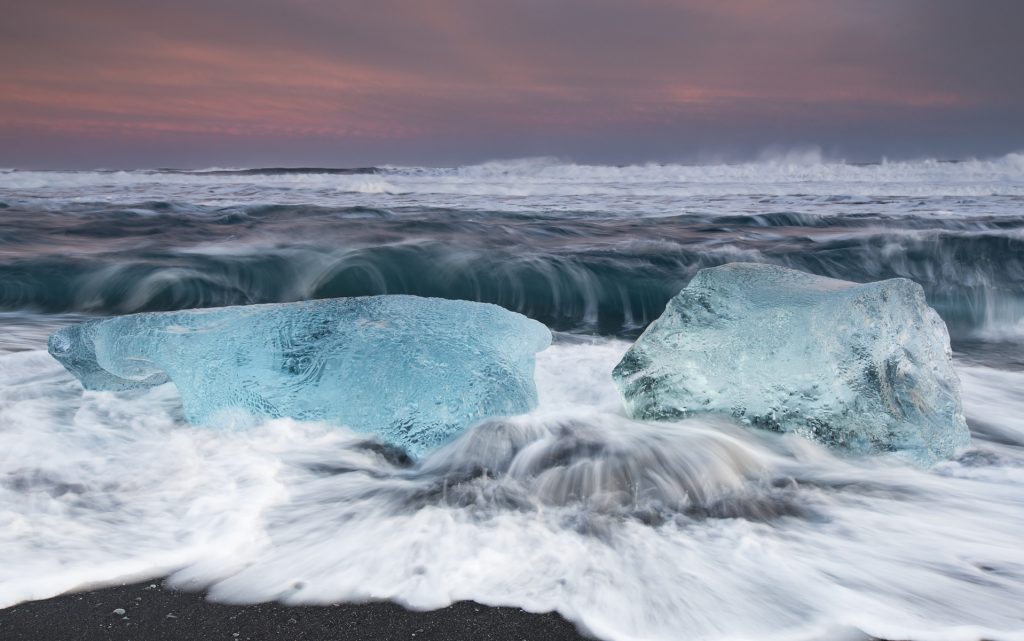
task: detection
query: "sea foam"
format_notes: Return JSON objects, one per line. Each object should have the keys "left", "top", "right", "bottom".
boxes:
{"left": 2, "top": 340, "right": 1024, "bottom": 641}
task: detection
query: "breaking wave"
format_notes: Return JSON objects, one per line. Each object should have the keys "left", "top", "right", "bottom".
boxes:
{"left": 2, "top": 152, "right": 1023, "bottom": 204}
{"left": 1, "top": 208, "right": 1021, "bottom": 338}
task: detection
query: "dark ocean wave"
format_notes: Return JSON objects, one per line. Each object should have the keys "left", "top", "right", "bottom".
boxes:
{"left": 2, "top": 198, "right": 1022, "bottom": 337}
{"left": 1, "top": 225, "right": 1021, "bottom": 338}
{"left": 176, "top": 167, "right": 382, "bottom": 176}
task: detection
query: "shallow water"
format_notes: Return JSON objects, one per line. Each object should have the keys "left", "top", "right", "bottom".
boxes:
{"left": 1, "top": 156, "right": 1023, "bottom": 641}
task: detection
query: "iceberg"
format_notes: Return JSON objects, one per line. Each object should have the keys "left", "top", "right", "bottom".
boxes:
{"left": 49, "top": 296, "right": 551, "bottom": 456}
{"left": 612, "top": 263, "right": 970, "bottom": 463}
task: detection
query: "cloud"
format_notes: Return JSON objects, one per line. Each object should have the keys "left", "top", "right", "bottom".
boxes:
{"left": 1, "top": 0, "right": 1021, "bottom": 166}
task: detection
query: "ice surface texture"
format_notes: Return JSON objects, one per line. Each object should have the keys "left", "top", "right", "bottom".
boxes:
{"left": 48, "top": 296, "right": 551, "bottom": 456}
{"left": 613, "top": 263, "right": 970, "bottom": 463}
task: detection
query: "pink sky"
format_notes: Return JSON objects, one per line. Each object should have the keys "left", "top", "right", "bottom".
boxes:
{"left": 2, "top": 0, "right": 1021, "bottom": 167}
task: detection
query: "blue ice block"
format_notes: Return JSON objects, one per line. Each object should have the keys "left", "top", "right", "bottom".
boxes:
{"left": 613, "top": 263, "right": 970, "bottom": 464}
{"left": 49, "top": 295, "right": 551, "bottom": 456}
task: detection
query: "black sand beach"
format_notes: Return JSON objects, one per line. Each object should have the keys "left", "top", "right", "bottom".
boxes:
{"left": 0, "top": 582, "right": 590, "bottom": 641}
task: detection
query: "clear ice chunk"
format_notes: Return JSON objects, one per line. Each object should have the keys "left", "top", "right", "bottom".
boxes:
{"left": 612, "top": 263, "right": 970, "bottom": 463}
{"left": 49, "top": 296, "right": 551, "bottom": 456}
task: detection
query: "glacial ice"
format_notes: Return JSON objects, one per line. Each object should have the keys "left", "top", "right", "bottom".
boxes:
{"left": 48, "top": 295, "right": 552, "bottom": 456}
{"left": 612, "top": 263, "right": 970, "bottom": 463}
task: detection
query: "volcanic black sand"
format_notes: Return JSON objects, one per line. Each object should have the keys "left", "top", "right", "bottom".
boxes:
{"left": 0, "top": 581, "right": 590, "bottom": 641}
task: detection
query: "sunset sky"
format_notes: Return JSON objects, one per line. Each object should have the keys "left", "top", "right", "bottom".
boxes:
{"left": 2, "top": 0, "right": 1022, "bottom": 168}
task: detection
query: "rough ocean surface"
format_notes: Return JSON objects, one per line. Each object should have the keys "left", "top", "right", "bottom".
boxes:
{"left": 1, "top": 155, "right": 1024, "bottom": 641}
{"left": 613, "top": 263, "right": 970, "bottom": 464}
{"left": 47, "top": 296, "right": 550, "bottom": 456}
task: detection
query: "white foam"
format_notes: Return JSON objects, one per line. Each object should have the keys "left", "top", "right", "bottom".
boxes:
{"left": 2, "top": 340, "right": 1023, "bottom": 641}
{"left": 957, "top": 364, "right": 1024, "bottom": 448}
{"left": 1, "top": 153, "right": 1023, "bottom": 212}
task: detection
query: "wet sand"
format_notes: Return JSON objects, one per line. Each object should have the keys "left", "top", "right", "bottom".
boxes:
{"left": 0, "top": 581, "right": 590, "bottom": 641}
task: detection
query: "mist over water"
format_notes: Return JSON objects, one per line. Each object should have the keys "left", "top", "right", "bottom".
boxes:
{"left": 1, "top": 156, "right": 1023, "bottom": 641}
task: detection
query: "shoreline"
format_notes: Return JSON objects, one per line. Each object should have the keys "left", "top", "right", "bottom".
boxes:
{"left": 0, "top": 581, "right": 590, "bottom": 641}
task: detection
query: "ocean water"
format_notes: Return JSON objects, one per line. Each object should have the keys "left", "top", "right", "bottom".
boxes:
{"left": 1, "top": 155, "right": 1023, "bottom": 641}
